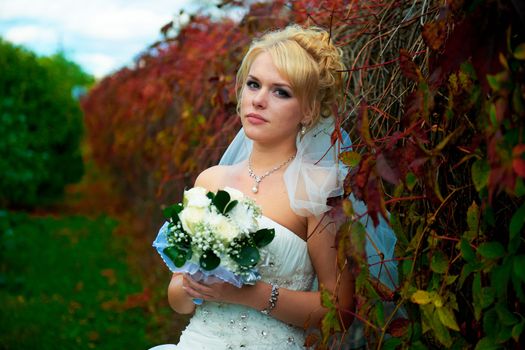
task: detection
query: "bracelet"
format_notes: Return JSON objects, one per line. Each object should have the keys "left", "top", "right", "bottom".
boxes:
{"left": 261, "top": 283, "right": 279, "bottom": 315}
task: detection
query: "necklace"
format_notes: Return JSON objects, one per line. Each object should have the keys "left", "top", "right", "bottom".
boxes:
{"left": 248, "top": 154, "right": 296, "bottom": 194}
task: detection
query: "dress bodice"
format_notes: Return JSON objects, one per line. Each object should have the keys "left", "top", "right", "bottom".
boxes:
{"left": 174, "top": 216, "right": 315, "bottom": 349}
{"left": 256, "top": 216, "right": 314, "bottom": 290}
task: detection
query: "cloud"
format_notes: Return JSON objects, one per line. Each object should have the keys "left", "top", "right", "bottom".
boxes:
{"left": 4, "top": 25, "right": 58, "bottom": 45}
{"left": 75, "top": 53, "right": 119, "bottom": 78}
{"left": 0, "top": 0, "right": 194, "bottom": 77}
{"left": 0, "top": 0, "right": 193, "bottom": 41}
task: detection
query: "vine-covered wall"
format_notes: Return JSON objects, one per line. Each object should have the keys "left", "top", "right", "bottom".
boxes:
{"left": 82, "top": 1, "right": 524, "bottom": 348}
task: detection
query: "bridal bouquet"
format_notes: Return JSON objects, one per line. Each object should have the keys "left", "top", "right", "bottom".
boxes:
{"left": 153, "top": 186, "right": 275, "bottom": 289}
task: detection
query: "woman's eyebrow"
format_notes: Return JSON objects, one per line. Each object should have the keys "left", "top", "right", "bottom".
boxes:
{"left": 247, "top": 75, "right": 291, "bottom": 89}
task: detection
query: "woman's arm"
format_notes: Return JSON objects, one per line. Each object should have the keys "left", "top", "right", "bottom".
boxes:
{"left": 165, "top": 166, "right": 224, "bottom": 314}
{"left": 304, "top": 214, "right": 355, "bottom": 328}
{"left": 182, "top": 213, "right": 355, "bottom": 329}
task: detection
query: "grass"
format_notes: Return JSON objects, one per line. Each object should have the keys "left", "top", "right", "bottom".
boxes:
{"left": 0, "top": 210, "right": 151, "bottom": 350}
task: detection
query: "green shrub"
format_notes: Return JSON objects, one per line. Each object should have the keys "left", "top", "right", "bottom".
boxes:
{"left": 0, "top": 39, "right": 93, "bottom": 208}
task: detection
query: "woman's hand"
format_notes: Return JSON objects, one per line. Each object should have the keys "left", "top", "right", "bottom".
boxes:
{"left": 181, "top": 275, "right": 244, "bottom": 304}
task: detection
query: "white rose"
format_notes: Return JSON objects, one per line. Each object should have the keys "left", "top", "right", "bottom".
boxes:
{"left": 223, "top": 186, "right": 244, "bottom": 202}
{"left": 229, "top": 204, "right": 258, "bottom": 233}
{"left": 184, "top": 187, "right": 211, "bottom": 208}
{"left": 206, "top": 212, "right": 239, "bottom": 241}
{"left": 179, "top": 206, "right": 206, "bottom": 234}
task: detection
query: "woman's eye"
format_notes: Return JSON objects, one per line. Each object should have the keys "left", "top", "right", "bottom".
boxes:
{"left": 246, "top": 80, "right": 259, "bottom": 89}
{"left": 274, "top": 88, "right": 291, "bottom": 98}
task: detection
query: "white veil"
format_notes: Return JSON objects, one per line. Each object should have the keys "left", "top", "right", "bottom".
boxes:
{"left": 219, "top": 117, "right": 399, "bottom": 347}
{"left": 219, "top": 117, "right": 398, "bottom": 285}
{"left": 220, "top": 117, "right": 347, "bottom": 216}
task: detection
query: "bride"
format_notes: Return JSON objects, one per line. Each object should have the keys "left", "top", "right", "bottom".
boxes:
{"left": 152, "top": 24, "right": 356, "bottom": 349}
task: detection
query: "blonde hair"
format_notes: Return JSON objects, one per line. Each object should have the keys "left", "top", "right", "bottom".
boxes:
{"left": 236, "top": 24, "right": 345, "bottom": 128}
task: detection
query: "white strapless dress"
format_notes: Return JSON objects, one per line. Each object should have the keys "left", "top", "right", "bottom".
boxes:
{"left": 150, "top": 216, "right": 316, "bottom": 350}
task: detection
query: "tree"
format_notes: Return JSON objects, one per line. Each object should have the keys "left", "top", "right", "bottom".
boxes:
{"left": 0, "top": 39, "right": 94, "bottom": 208}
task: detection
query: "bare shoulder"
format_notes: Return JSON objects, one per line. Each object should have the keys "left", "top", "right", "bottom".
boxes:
{"left": 194, "top": 165, "right": 231, "bottom": 191}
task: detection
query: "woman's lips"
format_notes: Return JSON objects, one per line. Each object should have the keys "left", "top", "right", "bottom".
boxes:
{"left": 246, "top": 113, "right": 267, "bottom": 125}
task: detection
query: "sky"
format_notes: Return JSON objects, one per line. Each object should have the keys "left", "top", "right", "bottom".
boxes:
{"left": 0, "top": 0, "right": 236, "bottom": 78}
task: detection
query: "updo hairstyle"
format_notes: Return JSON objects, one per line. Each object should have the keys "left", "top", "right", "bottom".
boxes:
{"left": 236, "top": 24, "right": 346, "bottom": 129}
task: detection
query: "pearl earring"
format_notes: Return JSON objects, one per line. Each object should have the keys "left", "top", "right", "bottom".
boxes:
{"left": 300, "top": 124, "right": 307, "bottom": 135}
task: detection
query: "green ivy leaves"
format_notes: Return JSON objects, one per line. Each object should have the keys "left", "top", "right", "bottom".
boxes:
{"left": 478, "top": 242, "right": 505, "bottom": 260}
{"left": 411, "top": 290, "right": 460, "bottom": 347}
{"left": 472, "top": 159, "right": 490, "bottom": 192}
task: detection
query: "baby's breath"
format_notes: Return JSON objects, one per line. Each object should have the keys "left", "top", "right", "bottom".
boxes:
{"left": 162, "top": 187, "right": 273, "bottom": 277}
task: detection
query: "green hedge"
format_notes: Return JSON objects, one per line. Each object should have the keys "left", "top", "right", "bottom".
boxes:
{"left": 0, "top": 39, "right": 93, "bottom": 208}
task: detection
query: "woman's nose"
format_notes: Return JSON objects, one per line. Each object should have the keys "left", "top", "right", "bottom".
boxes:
{"left": 252, "top": 89, "right": 267, "bottom": 109}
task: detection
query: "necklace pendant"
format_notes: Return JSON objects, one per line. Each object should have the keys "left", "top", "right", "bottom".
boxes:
{"left": 247, "top": 153, "right": 295, "bottom": 195}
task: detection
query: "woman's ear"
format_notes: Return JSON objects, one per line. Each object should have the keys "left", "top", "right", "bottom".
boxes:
{"left": 301, "top": 108, "right": 312, "bottom": 125}
{"left": 301, "top": 117, "right": 312, "bottom": 128}
{"left": 301, "top": 103, "right": 318, "bottom": 127}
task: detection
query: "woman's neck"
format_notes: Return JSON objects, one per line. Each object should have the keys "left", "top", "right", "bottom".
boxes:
{"left": 249, "top": 141, "right": 297, "bottom": 171}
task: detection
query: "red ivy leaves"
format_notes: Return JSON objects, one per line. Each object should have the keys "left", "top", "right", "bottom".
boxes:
{"left": 387, "top": 318, "right": 411, "bottom": 337}
{"left": 357, "top": 101, "right": 374, "bottom": 148}
{"left": 513, "top": 145, "right": 525, "bottom": 178}
{"left": 376, "top": 151, "right": 401, "bottom": 185}
{"left": 350, "top": 154, "right": 373, "bottom": 201}
{"left": 422, "top": 17, "right": 448, "bottom": 52}
{"left": 399, "top": 48, "right": 422, "bottom": 82}
{"left": 487, "top": 132, "right": 521, "bottom": 200}
{"left": 83, "top": 16, "right": 247, "bottom": 204}
{"left": 350, "top": 154, "right": 388, "bottom": 227}
{"left": 365, "top": 174, "right": 388, "bottom": 227}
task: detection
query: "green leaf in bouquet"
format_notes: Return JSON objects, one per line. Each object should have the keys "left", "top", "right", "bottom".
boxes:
{"left": 206, "top": 191, "right": 215, "bottom": 200}
{"left": 234, "top": 245, "right": 260, "bottom": 267}
{"left": 200, "top": 250, "right": 221, "bottom": 271}
{"left": 163, "top": 203, "right": 184, "bottom": 223}
{"left": 224, "top": 200, "right": 238, "bottom": 214}
{"left": 252, "top": 228, "right": 275, "bottom": 248}
{"left": 178, "top": 234, "right": 193, "bottom": 248}
{"left": 212, "top": 190, "right": 231, "bottom": 213}
{"left": 163, "top": 246, "right": 188, "bottom": 267}
{"left": 178, "top": 244, "right": 193, "bottom": 261}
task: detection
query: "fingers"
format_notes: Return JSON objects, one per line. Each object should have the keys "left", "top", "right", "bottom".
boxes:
{"left": 182, "top": 284, "right": 204, "bottom": 300}
{"left": 182, "top": 275, "right": 214, "bottom": 300}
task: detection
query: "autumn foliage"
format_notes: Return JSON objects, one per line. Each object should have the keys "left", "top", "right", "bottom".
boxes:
{"left": 82, "top": 0, "right": 525, "bottom": 348}
{"left": 83, "top": 17, "right": 245, "bottom": 207}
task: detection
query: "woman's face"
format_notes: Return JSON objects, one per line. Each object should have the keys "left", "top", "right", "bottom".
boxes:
{"left": 240, "top": 51, "right": 305, "bottom": 146}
